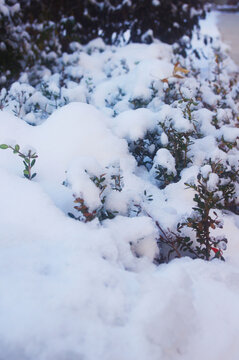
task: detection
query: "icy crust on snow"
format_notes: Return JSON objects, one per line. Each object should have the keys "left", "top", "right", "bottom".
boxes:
{"left": 0, "top": 10, "right": 239, "bottom": 360}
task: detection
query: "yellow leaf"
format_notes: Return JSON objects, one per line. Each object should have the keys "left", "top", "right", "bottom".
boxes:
{"left": 173, "top": 62, "right": 190, "bottom": 76}
{"left": 174, "top": 74, "right": 184, "bottom": 79}
{"left": 174, "top": 65, "right": 190, "bottom": 74}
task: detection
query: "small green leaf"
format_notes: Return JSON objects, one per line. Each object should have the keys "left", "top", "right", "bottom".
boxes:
{"left": 31, "top": 173, "right": 37, "bottom": 179}
{"left": 0, "top": 144, "right": 9, "bottom": 149}
{"left": 31, "top": 159, "right": 36, "bottom": 167}
{"left": 15, "top": 144, "right": 20, "bottom": 152}
{"left": 24, "top": 169, "right": 29, "bottom": 176}
{"left": 68, "top": 212, "right": 75, "bottom": 219}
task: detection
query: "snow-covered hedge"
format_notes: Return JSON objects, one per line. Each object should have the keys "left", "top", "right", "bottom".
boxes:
{"left": 1, "top": 11, "right": 238, "bottom": 262}
{"left": 0, "top": 9, "right": 239, "bottom": 360}
{"left": 0, "top": 0, "right": 205, "bottom": 83}
{"left": 21, "top": 0, "right": 206, "bottom": 44}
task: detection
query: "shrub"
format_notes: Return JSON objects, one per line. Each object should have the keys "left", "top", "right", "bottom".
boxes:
{"left": 159, "top": 160, "right": 238, "bottom": 262}
{"left": 22, "top": 0, "right": 205, "bottom": 45}
{"left": 0, "top": 0, "right": 206, "bottom": 83}
{"left": 68, "top": 166, "right": 123, "bottom": 223}
{"left": 0, "top": 1, "right": 23, "bottom": 82}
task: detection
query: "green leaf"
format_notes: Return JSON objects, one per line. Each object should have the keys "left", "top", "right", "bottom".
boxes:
{"left": 68, "top": 212, "right": 75, "bottom": 219}
{"left": 24, "top": 169, "right": 29, "bottom": 176}
{"left": 0, "top": 144, "right": 9, "bottom": 149}
{"left": 31, "top": 173, "right": 37, "bottom": 179}
{"left": 15, "top": 144, "right": 20, "bottom": 152}
{"left": 31, "top": 159, "right": 36, "bottom": 167}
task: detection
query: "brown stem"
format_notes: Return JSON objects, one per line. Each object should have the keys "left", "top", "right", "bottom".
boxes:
{"left": 145, "top": 211, "right": 182, "bottom": 259}
{"left": 159, "top": 235, "right": 182, "bottom": 259}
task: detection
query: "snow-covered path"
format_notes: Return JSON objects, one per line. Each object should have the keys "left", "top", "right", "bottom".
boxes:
{"left": 217, "top": 11, "right": 239, "bottom": 65}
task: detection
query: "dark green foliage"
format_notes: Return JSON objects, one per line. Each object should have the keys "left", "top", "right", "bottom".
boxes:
{"left": 178, "top": 96, "right": 198, "bottom": 122}
{"left": 0, "top": 2, "right": 23, "bottom": 82}
{"left": 160, "top": 159, "right": 238, "bottom": 262}
{"left": 128, "top": 88, "right": 199, "bottom": 189}
{"left": 129, "top": 130, "right": 159, "bottom": 170}
{"left": 0, "top": 0, "right": 205, "bottom": 83}
{"left": 68, "top": 170, "right": 122, "bottom": 223}
{"left": 160, "top": 123, "right": 195, "bottom": 176}
{"left": 154, "top": 165, "right": 177, "bottom": 189}
{"left": 129, "top": 123, "right": 195, "bottom": 189}
{"left": 129, "top": 98, "right": 152, "bottom": 110}
{"left": 22, "top": 0, "right": 205, "bottom": 45}
{"left": 184, "top": 160, "right": 237, "bottom": 256}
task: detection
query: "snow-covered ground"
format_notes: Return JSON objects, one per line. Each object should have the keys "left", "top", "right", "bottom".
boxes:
{"left": 0, "top": 11, "right": 239, "bottom": 360}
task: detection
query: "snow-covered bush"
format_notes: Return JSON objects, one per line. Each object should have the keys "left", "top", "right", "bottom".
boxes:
{"left": 169, "top": 161, "right": 236, "bottom": 259}
{"left": 21, "top": 0, "right": 206, "bottom": 45}
{"left": 2, "top": 7, "right": 239, "bottom": 360}
{"left": 0, "top": 0, "right": 206, "bottom": 84}
{"left": 67, "top": 165, "right": 123, "bottom": 223}
{"left": 158, "top": 156, "right": 239, "bottom": 262}
{"left": 0, "top": 8, "right": 238, "bottom": 265}
{"left": 0, "top": 0, "right": 22, "bottom": 82}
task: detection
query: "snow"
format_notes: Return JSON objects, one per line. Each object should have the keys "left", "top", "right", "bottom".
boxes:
{"left": 35, "top": 102, "right": 132, "bottom": 184}
{"left": 112, "top": 108, "right": 157, "bottom": 141}
{"left": 160, "top": 132, "right": 168, "bottom": 146}
{"left": 200, "top": 84, "right": 219, "bottom": 107}
{"left": 218, "top": 126, "right": 239, "bottom": 143}
{"left": 195, "top": 109, "right": 215, "bottom": 136}
{"left": 207, "top": 172, "right": 219, "bottom": 191}
{"left": 0, "top": 8, "right": 239, "bottom": 360}
{"left": 151, "top": 148, "right": 177, "bottom": 176}
{"left": 157, "top": 105, "right": 193, "bottom": 133}
{"left": 200, "top": 164, "right": 212, "bottom": 179}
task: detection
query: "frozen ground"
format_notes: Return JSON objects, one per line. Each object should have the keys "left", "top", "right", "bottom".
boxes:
{"left": 0, "top": 11, "right": 239, "bottom": 360}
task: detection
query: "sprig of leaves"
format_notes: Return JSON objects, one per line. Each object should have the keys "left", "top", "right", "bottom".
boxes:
{"left": 0, "top": 143, "right": 38, "bottom": 180}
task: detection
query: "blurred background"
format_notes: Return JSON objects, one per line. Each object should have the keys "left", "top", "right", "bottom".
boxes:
{"left": 0, "top": 0, "right": 238, "bottom": 86}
